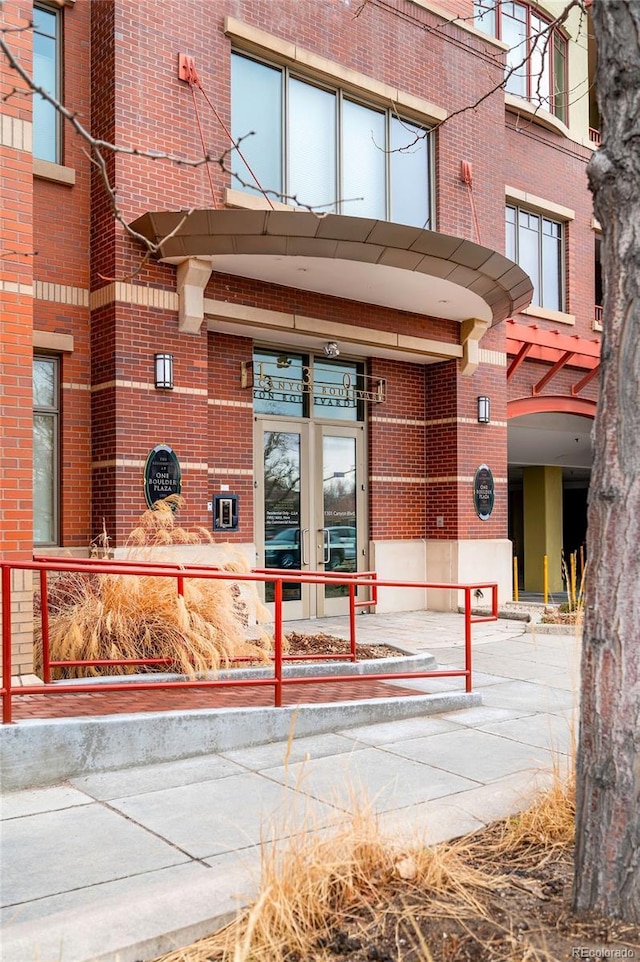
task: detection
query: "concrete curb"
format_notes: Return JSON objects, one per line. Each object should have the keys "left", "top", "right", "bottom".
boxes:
{"left": 67, "top": 650, "right": 437, "bottom": 685}
{"left": 1, "top": 690, "right": 481, "bottom": 792}
{"left": 524, "top": 621, "right": 581, "bottom": 635}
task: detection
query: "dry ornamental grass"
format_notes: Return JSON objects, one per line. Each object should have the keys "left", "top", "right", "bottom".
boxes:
{"left": 153, "top": 772, "right": 640, "bottom": 962}
{"left": 34, "top": 497, "right": 274, "bottom": 679}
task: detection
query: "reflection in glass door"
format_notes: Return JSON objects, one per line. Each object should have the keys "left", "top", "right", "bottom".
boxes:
{"left": 321, "top": 435, "right": 357, "bottom": 593}
{"left": 256, "top": 420, "right": 365, "bottom": 619}
{"left": 316, "top": 426, "right": 364, "bottom": 616}
{"left": 262, "top": 428, "right": 305, "bottom": 610}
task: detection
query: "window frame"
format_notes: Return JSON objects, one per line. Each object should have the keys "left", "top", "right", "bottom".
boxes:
{"left": 33, "top": 2, "right": 62, "bottom": 163}
{"left": 231, "top": 50, "right": 434, "bottom": 229}
{"left": 473, "top": 1, "right": 568, "bottom": 123}
{"left": 33, "top": 354, "right": 60, "bottom": 546}
{"left": 506, "top": 203, "right": 565, "bottom": 313}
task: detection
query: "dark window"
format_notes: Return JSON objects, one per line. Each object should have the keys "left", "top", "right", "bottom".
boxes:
{"left": 506, "top": 205, "right": 564, "bottom": 311}
{"left": 231, "top": 52, "right": 433, "bottom": 228}
{"left": 474, "top": 1, "right": 568, "bottom": 123}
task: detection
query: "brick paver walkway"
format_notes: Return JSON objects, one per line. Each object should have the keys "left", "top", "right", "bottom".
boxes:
{"left": 8, "top": 678, "right": 426, "bottom": 720}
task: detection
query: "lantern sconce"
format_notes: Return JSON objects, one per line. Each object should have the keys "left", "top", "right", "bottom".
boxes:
{"left": 154, "top": 353, "right": 174, "bottom": 390}
{"left": 477, "top": 395, "right": 491, "bottom": 424}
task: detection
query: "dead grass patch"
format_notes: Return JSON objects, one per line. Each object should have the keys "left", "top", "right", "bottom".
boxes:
{"left": 152, "top": 771, "right": 640, "bottom": 962}
{"left": 35, "top": 497, "right": 273, "bottom": 678}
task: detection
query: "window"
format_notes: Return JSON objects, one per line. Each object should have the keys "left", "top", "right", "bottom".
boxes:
{"left": 474, "top": 2, "right": 568, "bottom": 123}
{"left": 231, "top": 52, "right": 432, "bottom": 228}
{"left": 33, "top": 356, "right": 59, "bottom": 544}
{"left": 506, "top": 205, "right": 563, "bottom": 311}
{"left": 33, "top": 4, "right": 61, "bottom": 162}
{"left": 253, "top": 351, "right": 364, "bottom": 422}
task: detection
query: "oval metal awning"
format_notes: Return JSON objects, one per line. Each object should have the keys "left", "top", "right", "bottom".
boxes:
{"left": 130, "top": 209, "right": 533, "bottom": 326}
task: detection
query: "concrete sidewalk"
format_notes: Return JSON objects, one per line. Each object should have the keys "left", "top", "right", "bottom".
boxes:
{"left": 0, "top": 611, "right": 581, "bottom": 962}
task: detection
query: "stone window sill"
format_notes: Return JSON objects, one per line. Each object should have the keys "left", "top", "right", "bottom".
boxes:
{"left": 33, "top": 158, "right": 76, "bottom": 186}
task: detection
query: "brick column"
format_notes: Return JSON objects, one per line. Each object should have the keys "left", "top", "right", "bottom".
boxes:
{"left": 0, "top": 0, "right": 35, "bottom": 676}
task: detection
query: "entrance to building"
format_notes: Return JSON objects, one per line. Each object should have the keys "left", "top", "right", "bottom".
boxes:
{"left": 256, "top": 418, "right": 366, "bottom": 619}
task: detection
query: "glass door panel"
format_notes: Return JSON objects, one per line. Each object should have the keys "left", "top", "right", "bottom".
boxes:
{"left": 263, "top": 429, "right": 303, "bottom": 604}
{"left": 256, "top": 419, "right": 366, "bottom": 620}
{"left": 321, "top": 435, "right": 357, "bottom": 596}
{"left": 315, "top": 425, "right": 366, "bottom": 616}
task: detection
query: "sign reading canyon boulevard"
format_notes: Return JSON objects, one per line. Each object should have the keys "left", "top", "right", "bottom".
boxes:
{"left": 243, "top": 361, "right": 387, "bottom": 405}
{"left": 143, "top": 444, "right": 182, "bottom": 508}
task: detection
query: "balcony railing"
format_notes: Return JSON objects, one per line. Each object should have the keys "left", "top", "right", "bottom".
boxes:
{"left": 589, "top": 127, "right": 601, "bottom": 145}
{"left": 595, "top": 304, "right": 603, "bottom": 325}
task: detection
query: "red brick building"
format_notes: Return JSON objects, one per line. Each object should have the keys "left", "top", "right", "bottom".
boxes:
{"left": 1, "top": 0, "right": 600, "bottom": 675}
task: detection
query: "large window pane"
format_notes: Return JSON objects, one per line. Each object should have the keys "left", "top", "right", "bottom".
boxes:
{"left": 34, "top": 414, "right": 55, "bottom": 543}
{"left": 33, "top": 5, "right": 58, "bottom": 162}
{"left": 508, "top": 206, "right": 563, "bottom": 312}
{"left": 253, "top": 351, "right": 305, "bottom": 417}
{"left": 264, "top": 431, "right": 302, "bottom": 601}
{"left": 313, "top": 360, "right": 360, "bottom": 422}
{"left": 33, "top": 357, "right": 55, "bottom": 407}
{"left": 518, "top": 210, "right": 541, "bottom": 306}
{"left": 289, "top": 79, "right": 337, "bottom": 211}
{"left": 231, "top": 54, "right": 282, "bottom": 198}
{"left": 530, "top": 13, "right": 550, "bottom": 109}
{"left": 231, "top": 52, "right": 434, "bottom": 225}
{"left": 503, "top": 2, "right": 528, "bottom": 98}
{"left": 342, "top": 100, "right": 386, "bottom": 219}
{"left": 390, "top": 117, "right": 430, "bottom": 228}
{"left": 542, "top": 219, "right": 562, "bottom": 310}
{"left": 474, "top": 0, "right": 497, "bottom": 36}
{"left": 33, "top": 357, "right": 58, "bottom": 544}
{"left": 554, "top": 37, "right": 568, "bottom": 124}
{"left": 505, "top": 205, "right": 517, "bottom": 260}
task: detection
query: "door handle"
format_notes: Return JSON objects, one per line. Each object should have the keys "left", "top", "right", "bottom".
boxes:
{"left": 322, "top": 528, "right": 330, "bottom": 565}
{"left": 301, "top": 528, "right": 310, "bottom": 566}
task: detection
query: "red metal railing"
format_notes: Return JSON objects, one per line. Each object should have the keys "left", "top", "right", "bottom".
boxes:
{"left": 1, "top": 558, "right": 497, "bottom": 724}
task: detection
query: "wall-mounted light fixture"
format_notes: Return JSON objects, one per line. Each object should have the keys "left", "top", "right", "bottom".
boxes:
{"left": 323, "top": 341, "right": 340, "bottom": 358}
{"left": 154, "top": 353, "right": 174, "bottom": 390}
{"left": 477, "top": 395, "right": 491, "bottom": 424}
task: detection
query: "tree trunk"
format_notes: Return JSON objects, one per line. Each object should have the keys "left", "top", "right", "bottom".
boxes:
{"left": 573, "top": 0, "right": 640, "bottom": 923}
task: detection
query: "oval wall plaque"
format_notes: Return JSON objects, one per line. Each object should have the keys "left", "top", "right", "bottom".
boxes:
{"left": 474, "top": 464, "right": 495, "bottom": 521}
{"left": 143, "top": 444, "right": 182, "bottom": 508}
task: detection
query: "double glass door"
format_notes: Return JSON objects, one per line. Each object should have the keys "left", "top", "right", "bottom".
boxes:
{"left": 256, "top": 418, "right": 366, "bottom": 619}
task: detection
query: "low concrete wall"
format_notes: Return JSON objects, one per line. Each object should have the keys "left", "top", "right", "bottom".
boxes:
{"left": 1, "top": 689, "right": 481, "bottom": 792}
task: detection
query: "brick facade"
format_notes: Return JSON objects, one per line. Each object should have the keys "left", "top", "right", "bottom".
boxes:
{"left": 0, "top": 0, "right": 600, "bottom": 671}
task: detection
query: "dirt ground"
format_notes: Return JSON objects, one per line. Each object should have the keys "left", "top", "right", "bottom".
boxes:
{"left": 283, "top": 631, "right": 403, "bottom": 662}
{"left": 289, "top": 837, "right": 640, "bottom": 962}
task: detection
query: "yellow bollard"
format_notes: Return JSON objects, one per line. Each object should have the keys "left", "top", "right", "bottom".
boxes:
{"left": 513, "top": 556, "right": 519, "bottom": 602}
{"left": 543, "top": 555, "right": 548, "bottom": 605}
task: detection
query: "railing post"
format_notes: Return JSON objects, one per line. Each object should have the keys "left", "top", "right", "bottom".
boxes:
{"left": 349, "top": 581, "right": 357, "bottom": 661}
{"left": 513, "top": 555, "right": 519, "bottom": 602}
{"left": 464, "top": 585, "right": 472, "bottom": 693}
{"left": 570, "top": 552, "right": 577, "bottom": 609}
{"left": 543, "top": 554, "right": 549, "bottom": 605}
{"left": 2, "top": 564, "right": 13, "bottom": 724}
{"left": 40, "top": 568, "right": 52, "bottom": 684}
{"left": 492, "top": 583, "right": 498, "bottom": 619}
{"left": 274, "top": 578, "right": 283, "bottom": 707}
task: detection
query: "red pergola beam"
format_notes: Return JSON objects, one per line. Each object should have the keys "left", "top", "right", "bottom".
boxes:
{"left": 571, "top": 363, "right": 601, "bottom": 395}
{"left": 507, "top": 342, "right": 533, "bottom": 380}
{"left": 532, "top": 350, "right": 576, "bottom": 395}
{"left": 506, "top": 319, "right": 601, "bottom": 358}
